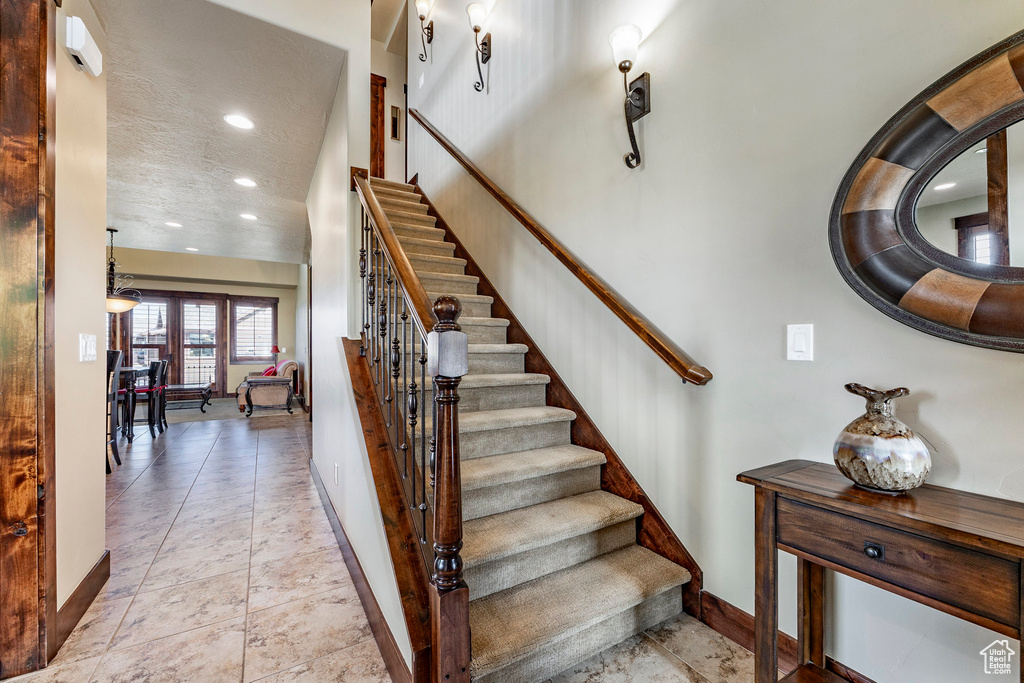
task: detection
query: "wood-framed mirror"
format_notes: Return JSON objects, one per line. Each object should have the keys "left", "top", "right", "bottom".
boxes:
{"left": 830, "top": 29, "right": 1024, "bottom": 351}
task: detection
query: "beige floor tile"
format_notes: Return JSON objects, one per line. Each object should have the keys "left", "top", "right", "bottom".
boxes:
{"left": 645, "top": 613, "right": 755, "bottom": 683}
{"left": 111, "top": 570, "right": 247, "bottom": 650}
{"left": 6, "top": 656, "right": 101, "bottom": 683}
{"left": 547, "top": 633, "right": 711, "bottom": 683}
{"left": 49, "top": 597, "right": 131, "bottom": 666}
{"left": 91, "top": 617, "right": 245, "bottom": 683}
{"left": 161, "top": 510, "right": 252, "bottom": 553}
{"left": 243, "top": 588, "right": 373, "bottom": 682}
{"left": 247, "top": 547, "right": 352, "bottom": 612}
{"left": 140, "top": 536, "right": 252, "bottom": 592}
{"left": 250, "top": 639, "right": 389, "bottom": 682}
{"left": 249, "top": 516, "right": 337, "bottom": 566}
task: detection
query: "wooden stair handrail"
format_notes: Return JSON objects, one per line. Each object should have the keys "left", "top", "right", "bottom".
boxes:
{"left": 408, "top": 109, "right": 712, "bottom": 385}
{"left": 354, "top": 173, "right": 437, "bottom": 334}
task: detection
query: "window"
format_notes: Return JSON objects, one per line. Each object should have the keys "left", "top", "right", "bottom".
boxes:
{"left": 129, "top": 300, "right": 168, "bottom": 368}
{"left": 955, "top": 212, "right": 1009, "bottom": 266}
{"left": 182, "top": 301, "right": 219, "bottom": 383}
{"left": 231, "top": 297, "right": 278, "bottom": 363}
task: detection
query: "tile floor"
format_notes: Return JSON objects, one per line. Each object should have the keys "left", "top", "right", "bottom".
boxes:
{"left": 14, "top": 412, "right": 759, "bottom": 683}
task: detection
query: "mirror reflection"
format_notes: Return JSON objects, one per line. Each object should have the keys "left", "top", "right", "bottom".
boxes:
{"left": 916, "top": 123, "right": 1024, "bottom": 266}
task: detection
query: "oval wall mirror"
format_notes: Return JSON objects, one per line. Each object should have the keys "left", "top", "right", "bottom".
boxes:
{"left": 830, "top": 29, "right": 1024, "bottom": 351}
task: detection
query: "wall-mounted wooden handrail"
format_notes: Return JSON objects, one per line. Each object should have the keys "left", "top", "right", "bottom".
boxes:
{"left": 354, "top": 173, "right": 437, "bottom": 334}
{"left": 409, "top": 109, "right": 712, "bottom": 385}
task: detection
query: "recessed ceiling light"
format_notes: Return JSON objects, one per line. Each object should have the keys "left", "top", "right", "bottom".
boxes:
{"left": 185, "top": 247, "right": 199, "bottom": 252}
{"left": 224, "top": 114, "right": 255, "bottom": 130}
{"left": 240, "top": 213, "right": 258, "bottom": 220}
{"left": 934, "top": 183, "right": 956, "bottom": 191}
{"left": 165, "top": 222, "right": 182, "bottom": 228}
{"left": 234, "top": 177, "right": 257, "bottom": 187}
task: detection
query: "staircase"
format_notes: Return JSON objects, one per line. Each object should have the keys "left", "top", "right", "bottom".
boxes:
{"left": 368, "top": 177, "right": 693, "bottom": 682}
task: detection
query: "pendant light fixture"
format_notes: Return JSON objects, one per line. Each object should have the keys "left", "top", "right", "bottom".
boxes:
{"left": 105, "top": 228, "right": 141, "bottom": 313}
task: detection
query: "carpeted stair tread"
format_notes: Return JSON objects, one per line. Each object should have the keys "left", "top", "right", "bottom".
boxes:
{"left": 394, "top": 224, "right": 446, "bottom": 240}
{"left": 369, "top": 185, "right": 420, "bottom": 202}
{"left": 457, "top": 372, "right": 546, "bottom": 388}
{"left": 462, "top": 491, "right": 643, "bottom": 567}
{"left": 467, "top": 343, "right": 528, "bottom": 355}
{"left": 469, "top": 545, "right": 691, "bottom": 678}
{"left": 459, "top": 406, "right": 575, "bottom": 434}
{"left": 407, "top": 253, "right": 467, "bottom": 268}
{"left": 386, "top": 209, "right": 436, "bottom": 226}
{"left": 458, "top": 317, "right": 510, "bottom": 329}
{"left": 369, "top": 177, "right": 414, "bottom": 192}
{"left": 427, "top": 291, "right": 492, "bottom": 305}
{"left": 380, "top": 198, "right": 429, "bottom": 215}
{"left": 399, "top": 236, "right": 456, "bottom": 252}
{"left": 462, "top": 444, "right": 605, "bottom": 491}
{"left": 417, "top": 270, "right": 479, "bottom": 285}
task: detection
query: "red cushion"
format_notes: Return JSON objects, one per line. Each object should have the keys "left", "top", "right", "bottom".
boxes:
{"left": 261, "top": 366, "right": 276, "bottom": 376}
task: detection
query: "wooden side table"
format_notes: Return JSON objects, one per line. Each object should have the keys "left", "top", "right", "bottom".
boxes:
{"left": 739, "top": 460, "right": 1024, "bottom": 683}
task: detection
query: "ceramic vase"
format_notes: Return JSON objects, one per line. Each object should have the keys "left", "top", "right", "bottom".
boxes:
{"left": 833, "top": 383, "right": 931, "bottom": 492}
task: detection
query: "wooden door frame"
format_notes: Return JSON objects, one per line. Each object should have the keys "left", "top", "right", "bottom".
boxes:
{"left": 0, "top": 0, "right": 58, "bottom": 676}
{"left": 371, "top": 73, "right": 386, "bottom": 178}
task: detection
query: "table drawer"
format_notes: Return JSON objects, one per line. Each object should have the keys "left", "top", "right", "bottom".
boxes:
{"left": 776, "top": 497, "right": 1020, "bottom": 628}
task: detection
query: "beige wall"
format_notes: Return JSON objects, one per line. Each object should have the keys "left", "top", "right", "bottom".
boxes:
{"left": 295, "top": 263, "right": 311, "bottom": 406}
{"left": 306, "top": 47, "right": 414, "bottom": 665}
{"left": 372, "top": 39, "right": 407, "bottom": 182}
{"left": 118, "top": 248, "right": 297, "bottom": 393}
{"left": 408, "top": 2, "right": 1024, "bottom": 681}
{"left": 916, "top": 195, "right": 987, "bottom": 258}
{"left": 54, "top": 0, "right": 108, "bottom": 607}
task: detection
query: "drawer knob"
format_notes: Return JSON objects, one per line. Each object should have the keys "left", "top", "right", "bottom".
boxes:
{"left": 864, "top": 542, "right": 884, "bottom": 560}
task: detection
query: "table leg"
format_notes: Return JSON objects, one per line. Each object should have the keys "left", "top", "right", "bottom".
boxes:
{"left": 754, "top": 488, "right": 778, "bottom": 683}
{"left": 798, "top": 558, "right": 825, "bottom": 668}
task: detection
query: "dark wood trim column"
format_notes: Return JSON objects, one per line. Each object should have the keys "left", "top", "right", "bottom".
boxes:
{"left": 371, "top": 74, "right": 386, "bottom": 178}
{"left": 0, "top": 0, "right": 56, "bottom": 676}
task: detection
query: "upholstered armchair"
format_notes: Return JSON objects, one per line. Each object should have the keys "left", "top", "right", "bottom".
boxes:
{"left": 236, "top": 360, "right": 299, "bottom": 415}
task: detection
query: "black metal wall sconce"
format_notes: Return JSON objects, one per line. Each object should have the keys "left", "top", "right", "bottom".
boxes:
{"left": 415, "top": 0, "right": 433, "bottom": 62}
{"left": 610, "top": 25, "right": 650, "bottom": 169}
{"left": 466, "top": 3, "right": 491, "bottom": 92}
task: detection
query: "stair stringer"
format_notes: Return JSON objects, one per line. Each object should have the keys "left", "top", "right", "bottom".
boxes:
{"left": 409, "top": 178, "right": 705, "bottom": 618}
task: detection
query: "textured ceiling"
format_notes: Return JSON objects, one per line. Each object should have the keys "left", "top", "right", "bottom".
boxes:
{"left": 92, "top": 0, "right": 346, "bottom": 264}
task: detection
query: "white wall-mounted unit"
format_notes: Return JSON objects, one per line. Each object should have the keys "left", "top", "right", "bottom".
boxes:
{"left": 65, "top": 15, "right": 102, "bottom": 77}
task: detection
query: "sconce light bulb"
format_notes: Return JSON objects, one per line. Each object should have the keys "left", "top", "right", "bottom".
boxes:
{"left": 466, "top": 2, "right": 486, "bottom": 32}
{"left": 610, "top": 24, "right": 642, "bottom": 72}
{"left": 416, "top": 0, "right": 429, "bottom": 20}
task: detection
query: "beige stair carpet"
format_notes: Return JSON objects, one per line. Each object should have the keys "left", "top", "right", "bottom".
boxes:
{"left": 368, "top": 177, "right": 692, "bottom": 682}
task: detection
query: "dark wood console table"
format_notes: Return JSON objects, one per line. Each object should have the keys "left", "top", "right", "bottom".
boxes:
{"left": 739, "top": 460, "right": 1024, "bottom": 683}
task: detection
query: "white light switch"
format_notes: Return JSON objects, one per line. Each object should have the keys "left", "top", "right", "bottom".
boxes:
{"left": 786, "top": 324, "right": 813, "bottom": 361}
{"left": 79, "top": 333, "right": 97, "bottom": 362}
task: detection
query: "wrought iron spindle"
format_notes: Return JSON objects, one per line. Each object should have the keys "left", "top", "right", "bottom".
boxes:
{"left": 359, "top": 209, "right": 367, "bottom": 356}
{"left": 399, "top": 300, "right": 409, "bottom": 479}
{"left": 421, "top": 346, "right": 431, "bottom": 520}
{"left": 406, "top": 332, "right": 418, "bottom": 482}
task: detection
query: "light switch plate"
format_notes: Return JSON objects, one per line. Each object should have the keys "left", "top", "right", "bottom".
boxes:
{"left": 786, "top": 324, "right": 813, "bottom": 361}
{"left": 79, "top": 333, "right": 97, "bottom": 362}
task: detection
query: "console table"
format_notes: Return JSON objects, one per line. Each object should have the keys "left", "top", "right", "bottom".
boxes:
{"left": 739, "top": 460, "right": 1024, "bottom": 683}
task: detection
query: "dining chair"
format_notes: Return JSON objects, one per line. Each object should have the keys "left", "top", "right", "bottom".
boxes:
{"left": 129, "top": 361, "right": 162, "bottom": 438}
{"left": 159, "top": 353, "right": 173, "bottom": 430}
{"left": 105, "top": 350, "right": 123, "bottom": 474}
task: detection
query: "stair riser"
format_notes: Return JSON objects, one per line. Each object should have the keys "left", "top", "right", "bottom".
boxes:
{"left": 463, "top": 466, "right": 601, "bottom": 520}
{"left": 448, "top": 381, "right": 542, "bottom": 411}
{"left": 465, "top": 520, "right": 636, "bottom": 600}
{"left": 461, "top": 420, "right": 572, "bottom": 460}
{"left": 468, "top": 350, "right": 524, "bottom": 374}
{"left": 454, "top": 299, "right": 492, "bottom": 317}
{"left": 400, "top": 240, "right": 456, "bottom": 258}
{"left": 418, "top": 275, "right": 478, "bottom": 296}
{"left": 380, "top": 199, "right": 429, "bottom": 215}
{"left": 410, "top": 259, "right": 466, "bottom": 276}
{"left": 460, "top": 324, "right": 507, "bottom": 345}
{"left": 474, "top": 588, "right": 682, "bottom": 683}
{"left": 387, "top": 211, "right": 436, "bottom": 228}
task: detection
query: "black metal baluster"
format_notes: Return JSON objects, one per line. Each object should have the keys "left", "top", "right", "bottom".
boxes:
{"left": 421, "top": 347, "right": 430, "bottom": 540}
{"left": 368, "top": 234, "right": 378, "bottom": 379}
{"left": 379, "top": 264, "right": 391, "bottom": 415}
{"left": 398, "top": 299, "right": 409, "bottom": 479}
{"left": 359, "top": 209, "right": 367, "bottom": 356}
{"left": 406, "top": 333, "right": 418, "bottom": 482}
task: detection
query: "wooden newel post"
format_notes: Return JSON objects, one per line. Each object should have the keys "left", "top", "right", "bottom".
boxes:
{"left": 427, "top": 295, "right": 471, "bottom": 683}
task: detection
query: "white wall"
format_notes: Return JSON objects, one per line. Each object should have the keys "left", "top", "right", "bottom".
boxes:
{"left": 295, "top": 263, "right": 311, "bottom": 406}
{"left": 306, "top": 52, "right": 413, "bottom": 665}
{"left": 54, "top": 0, "right": 108, "bottom": 607}
{"left": 373, "top": 39, "right": 408, "bottom": 182}
{"left": 408, "top": 2, "right": 1024, "bottom": 681}
{"left": 916, "top": 195, "right": 987, "bottom": 257}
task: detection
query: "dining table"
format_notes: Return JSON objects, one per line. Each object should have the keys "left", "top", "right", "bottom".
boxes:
{"left": 118, "top": 365, "right": 152, "bottom": 443}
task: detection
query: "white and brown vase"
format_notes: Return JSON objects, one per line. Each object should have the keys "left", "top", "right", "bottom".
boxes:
{"left": 833, "top": 383, "right": 931, "bottom": 493}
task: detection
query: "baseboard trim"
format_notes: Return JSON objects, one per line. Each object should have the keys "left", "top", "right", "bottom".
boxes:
{"left": 52, "top": 550, "right": 110, "bottom": 660}
{"left": 700, "top": 591, "right": 876, "bottom": 683}
{"left": 310, "top": 459, "right": 413, "bottom": 683}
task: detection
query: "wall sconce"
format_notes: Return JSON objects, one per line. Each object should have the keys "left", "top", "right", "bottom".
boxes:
{"left": 610, "top": 25, "right": 650, "bottom": 169}
{"left": 415, "top": 0, "right": 433, "bottom": 63}
{"left": 466, "top": 3, "right": 491, "bottom": 92}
